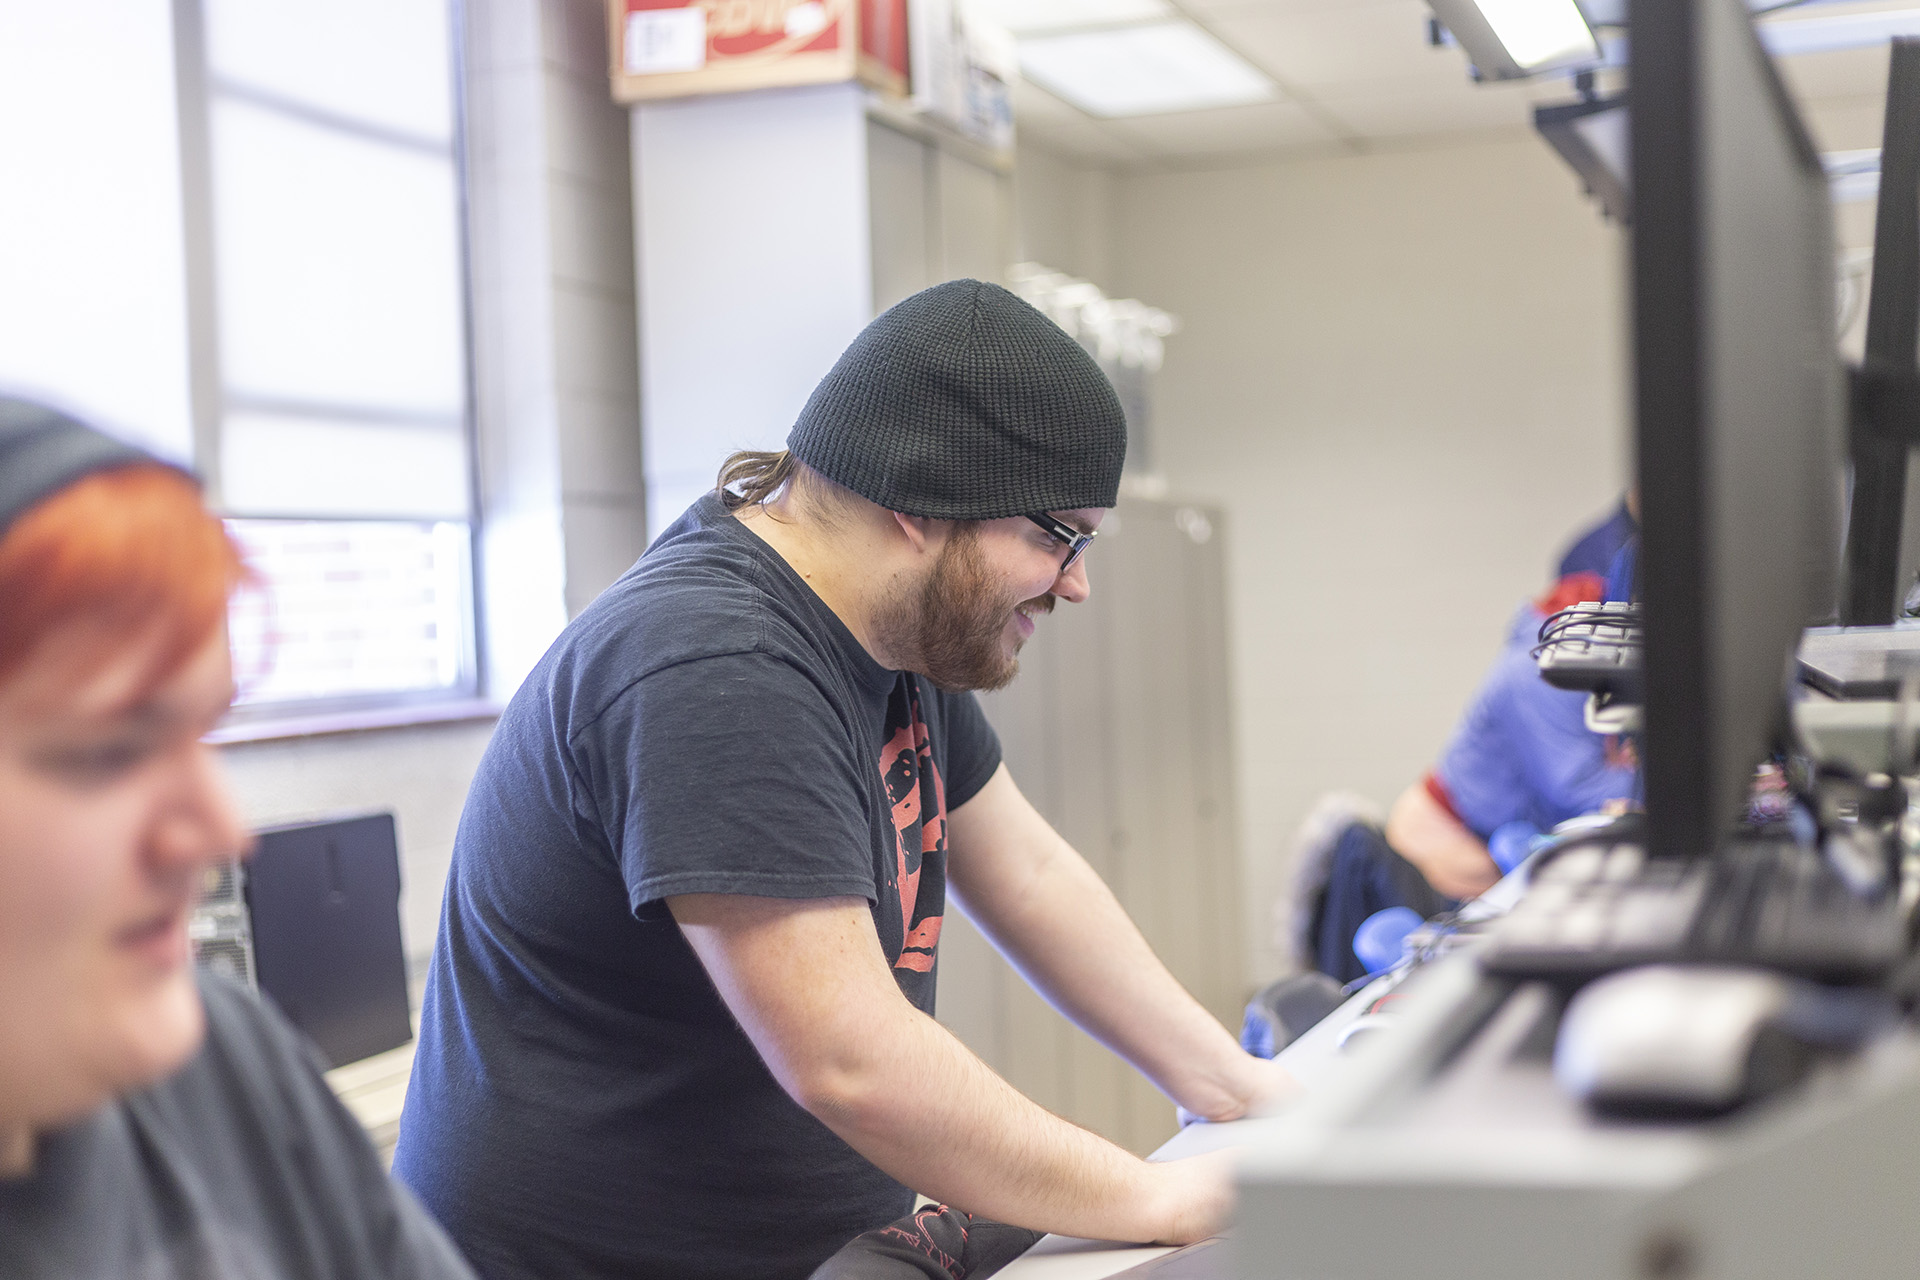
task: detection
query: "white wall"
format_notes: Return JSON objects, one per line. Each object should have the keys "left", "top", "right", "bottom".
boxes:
{"left": 1013, "top": 145, "right": 1114, "bottom": 285}
{"left": 1016, "top": 136, "right": 1631, "bottom": 984}
{"left": 632, "top": 82, "right": 876, "bottom": 537}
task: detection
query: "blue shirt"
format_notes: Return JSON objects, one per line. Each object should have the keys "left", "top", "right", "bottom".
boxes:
{"left": 1431, "top": 603, "right": 1638, "bottom": 839}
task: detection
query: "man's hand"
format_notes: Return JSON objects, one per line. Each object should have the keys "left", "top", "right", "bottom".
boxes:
{"left": 1141, "top": 1150, "right": 1235, "bottom": 1245}
{"left": 669, "top": 892, "right": 1227, "bottom": 1245}
{"left": 1179, "top": 1056, "right": 1300, "bottom": 1127}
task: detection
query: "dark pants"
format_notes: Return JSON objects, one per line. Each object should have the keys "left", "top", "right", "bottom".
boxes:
{"left": 810, "top": 1207, "right": 1041, "bottom": 1280}
{"left": 1309, "top": 822, "right": 1457, "bottom": 985}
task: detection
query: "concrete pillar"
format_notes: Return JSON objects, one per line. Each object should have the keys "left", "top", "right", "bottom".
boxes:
{"left": 465, "top": 0, "right": 648, "bottom": 699}
{"left": 632, "top": 82, "right": 876, "bottom": 537}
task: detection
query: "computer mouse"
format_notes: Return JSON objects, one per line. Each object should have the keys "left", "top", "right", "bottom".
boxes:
{"left": 1552, "top": 965, "right": 1818, "bottom": 1116}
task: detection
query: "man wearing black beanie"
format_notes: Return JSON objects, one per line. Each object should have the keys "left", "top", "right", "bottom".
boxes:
{"left": 396, "top": 281, "right": 1291, "bottom": 1280}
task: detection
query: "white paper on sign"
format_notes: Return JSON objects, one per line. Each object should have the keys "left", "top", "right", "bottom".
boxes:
{"left": 624, "top": 8, "right": 706, "bottom": 74}
{"left": 785, "top": 2, "right": 829, "bottom": 38}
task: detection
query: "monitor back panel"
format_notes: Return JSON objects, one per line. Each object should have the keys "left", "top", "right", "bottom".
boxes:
{"left": 1632, "top": 0, "right": 1845, "bottom": 858}
{"left": 246, "top": 813, "right": 413, "bottom": 1067}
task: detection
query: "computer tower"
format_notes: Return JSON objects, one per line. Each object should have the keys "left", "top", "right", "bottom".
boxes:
{"left": 188, "top": 858, "right": 256, "bottom": 988}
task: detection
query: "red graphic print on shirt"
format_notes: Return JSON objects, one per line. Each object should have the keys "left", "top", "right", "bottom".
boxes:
{"left": 878, "top": 680, "right": 947, "bottom": 975}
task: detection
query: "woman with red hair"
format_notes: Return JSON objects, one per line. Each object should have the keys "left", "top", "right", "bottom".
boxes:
{"left": 0, "top": 398, "right": 475, "bottom": 1278}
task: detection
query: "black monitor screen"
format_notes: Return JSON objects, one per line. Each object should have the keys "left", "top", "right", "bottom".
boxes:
{"left": 1632, "top": 0, "right": 1846, "bottom": 858}
{"left": 1842, "top": 38, "right": 1920, "bottom": 625}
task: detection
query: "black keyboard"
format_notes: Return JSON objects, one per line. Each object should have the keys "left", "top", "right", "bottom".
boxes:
{"left": 1534, "top": 600, "right": 1642, "bottom": 698}
{"left": 1477, "top": 837, "right": 1909, "bottom": 983}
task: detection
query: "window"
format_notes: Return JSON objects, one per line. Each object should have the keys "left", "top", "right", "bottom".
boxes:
{"left": 186, "top": 0, "right": 481, "bottom": 722}
{"left": 0, "top": 0, "right": 485, "bottom": 733}
{"left": 0, "top": 3, "right": 194, "bottom": 460}
{"left": 227, "top": 520, "right": 474, "bottom": 706}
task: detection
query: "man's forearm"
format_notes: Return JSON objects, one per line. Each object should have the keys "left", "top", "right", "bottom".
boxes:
{"left": 946, "top": 768, "right": 1282, "bottom": 1121}
{"left": 669, "top": 892, "right": 1229, "bottom": 1246}
{"left": 953, "top": 843, "right": 1265, "bottom": 1122}
{"left": 807, "top": 996, "right": 1226, "bottom": 1243}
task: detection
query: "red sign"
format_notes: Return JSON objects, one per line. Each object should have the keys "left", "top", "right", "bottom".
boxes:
{"left": 609, "top": 0, "right": 909, "bottom": 103}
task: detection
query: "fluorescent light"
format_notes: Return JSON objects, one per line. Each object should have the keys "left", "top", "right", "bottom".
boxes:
{"left": 1018, "top": 20, "right": 1274, "bottom": 117}
{"left": 1474, "top": 0, "right": 1598, "bottom": 70}
{"left": 1425, "top": 0, "right": 1599, "bottom": 79}
{"left": 964, "top": 0, "right": 1172, "bottom": 36}
{"left": 1758, "top": 8, "right": 1920, "bottom": 58}
{"left": 1825, "top": 149, "right": 1881, "bottom": 205}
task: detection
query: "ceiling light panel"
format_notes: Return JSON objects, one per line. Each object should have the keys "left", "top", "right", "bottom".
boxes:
{"left": 1758, "top": 7, "right": 1920, "bottom": 58}
{"left": 1473, "top": 0, "right": 1598, "bottom": 71}
{"left": 1019, "top": 20, "right": 1276, "bottom": 117}
{"left": 964, "top": 0, "right": 1172, "bottom": 36}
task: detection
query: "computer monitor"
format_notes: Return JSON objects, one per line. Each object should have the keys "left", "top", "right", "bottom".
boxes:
{"left": 246, "top": 813, "right": 414, "bottom": 1067}
{"left": 1632, "top": 0, "right": 1847, "bottom": 860}
{"left": 1841, "top": 37, "right": 1920, "bottom": 626}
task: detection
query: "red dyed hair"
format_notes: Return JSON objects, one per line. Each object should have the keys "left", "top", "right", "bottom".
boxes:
{"left": 0, "top": 465, "right": 244, "bottom": 689}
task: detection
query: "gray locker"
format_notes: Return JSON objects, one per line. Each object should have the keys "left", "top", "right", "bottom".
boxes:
{"left": 949, "top": 496, "right": 1246, "bottom": 1154}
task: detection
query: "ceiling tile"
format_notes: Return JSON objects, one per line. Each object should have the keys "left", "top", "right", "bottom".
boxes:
{"left": 1018, "top": 20, "right": 1278, "bottom": 116}
{"left": 1003, "top": 0, "right": 1916, "bottom": 162}
{"left": 1803, "top": 94, "right": 1895, "bottom": 153}
{"left": 968, "top": 0, "right": 1174, "bottom": 35}
{"left": 1208, "top": 1, "right": 1473, "bottom": 92}
{"left": 1310, "top": 76, "right": 1535, "bottom": 141}
{"left": 1099, "top": 96, "right": 1339, "bottom": 156}
{"left": 1182, "top": 0, "right": 1358, "bottom": 17}
{"left": 1775, "top": 43, "right": 1890, "bottom": 108}
{"left": 1009, "top": 78, "right": 1151, "bottom": 165}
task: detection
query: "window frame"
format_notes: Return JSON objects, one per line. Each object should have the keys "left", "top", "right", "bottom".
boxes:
{"left": 171, "top": 0, "right": 492, "bottom": 737}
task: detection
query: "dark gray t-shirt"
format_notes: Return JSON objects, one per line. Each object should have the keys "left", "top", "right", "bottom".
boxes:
{"left": 0, "top": 974, "right": 473, "bottom": 1280}
{"left": 393, "top": 494, "right": 1003, "bottom": 1280}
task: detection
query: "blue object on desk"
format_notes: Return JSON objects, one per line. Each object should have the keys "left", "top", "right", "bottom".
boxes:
{"left": 1353, "top": 906, "right": 1423, "bottom": 974}
{"left": 1240, "top": 1007, "right": 1277, "bottom": 1060}
{"left": 1240, "top": 971, "right": 1349, "bottom": 1059}
{"left": 1488, "top": 821, "right": 1546, "bottom": 874}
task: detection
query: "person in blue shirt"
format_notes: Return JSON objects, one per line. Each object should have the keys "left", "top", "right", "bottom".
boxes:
{"left": 1296, "top": 504, "right": 1640, "bottom": 983}
{"left": 1556, "top": 494, "right": 1635, "bottom": 581}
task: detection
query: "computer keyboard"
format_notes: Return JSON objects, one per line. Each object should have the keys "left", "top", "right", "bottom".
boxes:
{"left": 1534, "top": 600, "right": 1642, "bottom": 698}
{"left": 1477, "top": 837, "right": 1908, "bottom": 984}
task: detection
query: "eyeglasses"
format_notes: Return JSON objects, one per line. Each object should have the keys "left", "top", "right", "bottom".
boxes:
{"left": 1025, "top": 512, "right": 1097, "bottom": 573}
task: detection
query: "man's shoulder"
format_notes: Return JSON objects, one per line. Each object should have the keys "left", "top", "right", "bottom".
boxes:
{"left": 555, "top": 502, "right": 814, "bottom": 684}
{"left": 517, "top": 508, "right": 860, "bottom": 748}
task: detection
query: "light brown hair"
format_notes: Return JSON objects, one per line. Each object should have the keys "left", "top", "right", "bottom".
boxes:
{"left": 715, "top": 449, "right": 797, "bottom": 510}
{"left": 716, "top": 449, "right": 869, "bottom": 533}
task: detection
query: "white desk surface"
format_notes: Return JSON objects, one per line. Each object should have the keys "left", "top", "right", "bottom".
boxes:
{"left": 995, "top": 967, "right": 1405, "bottom": 1279}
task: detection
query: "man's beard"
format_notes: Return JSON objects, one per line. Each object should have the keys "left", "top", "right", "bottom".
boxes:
{"left": 875, "top": 527, "right": 1054, "bottom": 693}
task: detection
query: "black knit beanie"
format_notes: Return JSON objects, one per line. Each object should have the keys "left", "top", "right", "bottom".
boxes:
{"left": 786, "top": 280, "right": 1127, "bottom": 520}
{"left": 0, "top": 397, "right": 163, "bottom": 539}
